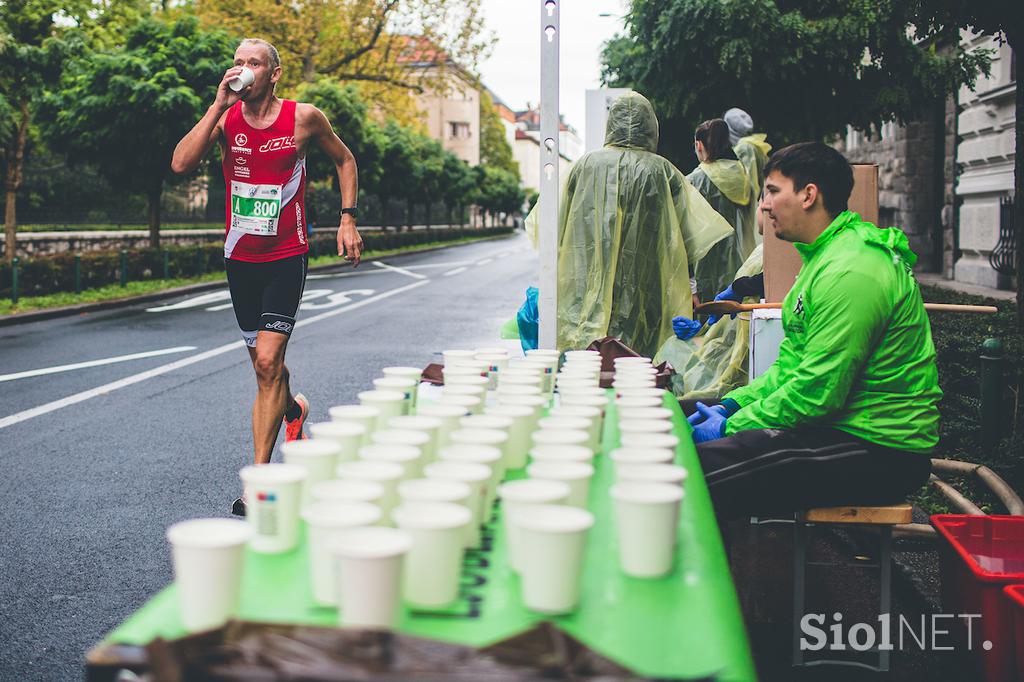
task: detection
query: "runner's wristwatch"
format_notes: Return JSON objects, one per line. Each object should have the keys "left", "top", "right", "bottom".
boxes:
{"left": 340, "top": 207, "right": 358, "bottom": 218}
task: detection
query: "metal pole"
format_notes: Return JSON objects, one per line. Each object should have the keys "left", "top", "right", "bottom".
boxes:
{"left": 980, "top": 337, "right": 1004, "bottom": 451}
{"left": 11, "top": 257, "right": 19, "bottom": 304}
{"left": 120, "top": 249, "right": 128, "bottom": 287}
{"left": 74, "top": 255, "right": 81, "bottom": 293}
{"left": 538, "top": 0, "right": 559, "bottom": 350}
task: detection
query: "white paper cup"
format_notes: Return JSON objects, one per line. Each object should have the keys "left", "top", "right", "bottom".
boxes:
{"left": 559, "top": 392, "right": 610, "bottom": 414}
{"left": 618, "top": 418, "right": 675, "bottom": 439}
{"left": 416, "top": 403, "right": 469, "bottom": 447}
{"left": 616, "top": 407, "right": 673, "bottom": 423}
{"left": 458, "top": 415, "right": 514, "bottom": 468}
{"left": 611, "top": 482, "right": 683, "bottom": 578}
{"left": 476, "top": 353, "right": 509, "bottom": 390}
{"left": 423, "top": 461, "right": 490, "bottom": 547}
{"left": 308, "top": 422, "right": 364, "bottom": 464}
{"left": 359, "top": 390, "right": 407, "bottom": 428}
{"left": 616, "top": 463, "right": 689, "bottom": 487}
{"left": 531, "top": 428, "right": 590, "bottom": 452}
{"left": 474, "top": 347, "right": 509, "bottom": 357}
{"left": 614, "top": 379, "right": 657, "bottom": 393}
{"left": 495, "top": 383, "right": 543, "bottom": 399}
{"left": 499, "top": 479, "right": 571, "bottom": 573}
{"left": 167, "top": 519, "right": 252, "bottom": 631}
{"left": 620, "top": 432, "right": 680, "bottom": 452}
{"left": 438, "top": 393, "right": 483, "bottom": 415}
{"left": 227, "top": 66, "right": 255, "bottom": 92}
{"left": 311, "top": 479, "right": 385, "bottom": 506}
{"left": 609, "top": 446, "right": 676, "bottom": 469}
{"left": 614, "top": 356, "right": 652, "bottom": 366}
{"left": 539, "top": 415, "right": 598, "bottom": 453}
{"left": 328, "top": 404, "right": 380, "bottom": 445}
{"left": 564, "top": 350, "right": 600, "bottom": 361}
{"left": 335, "top": 460, "right": 404, "bottom": 519}
{"left": 302, "top": 501, "right": 381, "bottom": 606}
{"left": 483, "top": 404, "right": 535, "bottom": 469}
{"left": 550, "top": 404, "right": 603, "bottom": 449}
{"left": 392, "top": 502, "right": 471, "bottom": 608}
{"left": 616, "top": 389, "right": 666, "bottom": 403}
{"left": 387, "top": 415, "right": 442, "bottom": 463}
{"left": 518, "top": 360, "right": 555, "bottom": 394}
{"left": 527, "top": 461, "right": 594, "bottom": 508}
{"left": 529, "top": 444, "right": 595, "bottom": 464}
{"left": 359, "top": 442, "right": 422, "bottom": 481}
{"left": 332, "top": 527, "right": 411, "bottom": 629}
{"left": 373, "top": 377, "right": 417, "bottom": 414}
{"left": 556, "top": 386, "right": 607, "bottom": 401}
{"left": 512, "top": 504, "right": 594, "bottom": 614}
{"left": 439, "top": 441, "right": 504, "bottom": 518}
{"left": 495, "top": 393, "right": 548, "bottom": 420}
{"left": 615, "top": 365, "right": 658, "bottom": 377}
{"left": 444, "top": 372, "right": 490, "bottom": 389}
{"left": 443, "top": 349, "right": 477, "bottom": 367}
{"left": 239, "top": 464, "right": 307, "bottom": 553}
{"left": 399, "top": 477, "right": 472, "bottom": 509}
{"left": 442, "top": 383, "right": 488, "bottom": 399}
{"left": 280, "top": 439, "right": 343, "bottom": 507}
{"left": 382, "top": 366, "right": 423, "bottom": 406}
{"left": 371, "top": 428, "right": 431, "bottom": 466}
{"left": 499, "top": 373, "right": 543, "bottom": 395}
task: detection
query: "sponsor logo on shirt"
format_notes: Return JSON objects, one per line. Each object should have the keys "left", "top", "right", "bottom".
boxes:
{"left": 794, "top": 292, "right": 805, "bottom": 317}
{"left": 235, "top": 156, "right": 247, "bottom": 165}
{"left": 264, "top": 320, "right": 293, "bottom": 333}
{"left": 234, "top": 133, "right": 248, "bottom": 146}
{"left": 259, "top": 136, "right": 296, "bottom": 153}
{"left": 234, "top": 166, "right": 250, "bottom": 178}
{"left": 231, "top": 146, "right": 252, "bottom": 155}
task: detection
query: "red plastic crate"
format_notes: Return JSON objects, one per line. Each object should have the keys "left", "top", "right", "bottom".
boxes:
{"left": 1006, "top": 585, "right": 1024, "bottom": 682}
{"left": 931, "top": 515, "right": 1024, "bottom": 682}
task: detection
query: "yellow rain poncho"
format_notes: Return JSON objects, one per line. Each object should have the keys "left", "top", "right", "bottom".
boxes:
{"left": 655, "top": 243, "right": 764, "bottom": 399}
{"left": 687, "top": 159, "right": 758, "bottom": 303}
{"left": 735, "top": 133, "right": 772, "bottom": 204}
{"left": 541, "top": 93, "right": 732, "bottom": 357}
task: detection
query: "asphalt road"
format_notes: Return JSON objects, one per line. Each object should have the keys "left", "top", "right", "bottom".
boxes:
{"left": 0, "top": 232, "right": 534, "bottom": 681}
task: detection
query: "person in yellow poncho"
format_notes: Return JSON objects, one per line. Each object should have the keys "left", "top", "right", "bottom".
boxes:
{"left": 725, "top": 107, "right": 772, "bottom": 210}
{"left": 530, "top": 93, "right": 733, "bottom": 358}
{"left": 687, "top": 119, "right": 759, "bottom": 303}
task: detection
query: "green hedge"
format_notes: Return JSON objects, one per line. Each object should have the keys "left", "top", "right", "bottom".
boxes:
{"left": 0, "top": 227, "right": 513, "bottom": 299}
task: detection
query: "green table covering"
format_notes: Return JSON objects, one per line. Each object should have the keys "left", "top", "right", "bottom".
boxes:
{"left": 104, "top": 392, "right": 755, "bottom": 681}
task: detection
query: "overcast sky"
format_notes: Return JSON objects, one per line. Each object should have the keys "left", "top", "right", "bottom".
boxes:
{"left": 476, "top": 0, "right": 628, "bottom": 142}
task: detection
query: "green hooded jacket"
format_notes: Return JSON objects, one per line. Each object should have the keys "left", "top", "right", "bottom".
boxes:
{"left": 723, "top": 211, "right": 942, "bottom": 453}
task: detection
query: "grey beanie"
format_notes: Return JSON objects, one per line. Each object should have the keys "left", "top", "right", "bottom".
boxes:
{"left": 724, "top": 107, "right": 754, "bottom": 146}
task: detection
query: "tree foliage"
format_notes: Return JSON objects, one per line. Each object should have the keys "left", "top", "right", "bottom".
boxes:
{"left": 479, "top": 89, "right": 518, "bottom": 177}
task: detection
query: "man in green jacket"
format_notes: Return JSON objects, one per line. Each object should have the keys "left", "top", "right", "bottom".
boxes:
{"left": 688, "top": 142, "right": 940, "bottom": 518}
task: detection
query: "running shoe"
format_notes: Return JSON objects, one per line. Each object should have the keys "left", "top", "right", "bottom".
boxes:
{"left": 284, "top": 393, "right": 310, "bottom": 442}
{"left": 231, "top": 497, "right": 247, "bottom": 517}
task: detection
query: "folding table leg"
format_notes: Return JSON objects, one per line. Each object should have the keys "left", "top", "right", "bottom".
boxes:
{"left": 878, "top": 526, "right": 892, "bottom": 672}
{"left": 791, "top": 519, "right": 807, "bottom": 666}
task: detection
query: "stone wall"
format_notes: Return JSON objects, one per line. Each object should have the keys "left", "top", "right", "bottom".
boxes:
{"left": 0, "top": 230, "right": 223, "bottom": 259}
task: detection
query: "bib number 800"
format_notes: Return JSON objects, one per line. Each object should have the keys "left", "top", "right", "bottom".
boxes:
{"left": 233, "top": 197, "right": 280, "bottom": 218}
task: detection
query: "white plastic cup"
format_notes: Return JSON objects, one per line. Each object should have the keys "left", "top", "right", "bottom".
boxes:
{"left": 620, "top": 432, "right": 680, "bottom": 452}
{"left": 557, "top": 386, "right": 608, "bottom": 401}
{"left": 495, "top": 393, "right": 548, "bottom": 423}
{"left": 519, "top": 359, "right": 555, "bottom": 394}
{"left": 438, "top": 393, "right": 483, "bottom": 415}
{"left": 398, "top": 477, "right": 472, "bottom": 510}
{"left": 239, "top": 464, "right": 307, "bottom": 553}
{"left": 458, "top": 415, "right": 514, "bottom": 469}
{"left": 442, "top": 383, "right": 488, "bottom": 399}
{"left": 616, "top": 406, "right": 674, "bottom": 423}
{"left": 308, "top": 422, "right": 364, "bottom": 464}
{"left": 611, "top": 482, "right": 683, "bottom": 578}
{"left": 532, "top": 428, "right": 590, "bottom": 451}
{"left": 512, "top": 504, "right": 594, "bottom": 614}
{"left": 614, "top": 356, "right": 652, "bottom": 366}
{"left": 371, "top": 428, "right": 431, "bottom": 468}
{"left": 483, "top": 404, "right": 535, "bottom": 469}
{"left": 564, "top": 349, "right": 601, "bottom": 361}
{"left": 359, "top": 442, "right": 422, "bottom": 481}
{"left": 311, "top": 479, "right": 385, "bottom": 507}
{"left": 374, "top": 377, "right": 417, "bottom": 414}
{"left": 474, "top": 346, "right": 509, "bottom": 357}
{"left": 416, "top": 403, "right": 469, "bottom": 447}
{"left": 444, "top": 371, "right": 490, "bottom": 389}
{"left": 332, "top": 527, "right": 412, "bottom": 629}
{"left": 614, "top": 379, "right": 657, "bottom": 394}
{"left": 280, "top": 439, "right": 343, "bottom": 507}
{"left": 616, "top": 365, "right": 658, "bottom": 377}
{"left": 616, "top": 463, "right": 689, "bottom": 487}
{"left": 615, "top": 394, "right": 665, "bottom": 410}
{"left": 539, "top": 415, "right": 598, "bottom": 453}
{"left": 392, "top": 502, "right": 471, "bottom": 608}
{"left": 476, "top": 353, "right": 509, "bottom": 390}
{"left": 550, "top": 404, "right": 603, "bottom": 451}
{"left": 499, "top": 373, "right": 543, "bottom": 395}
{"left": 335, "top": 460, "right": 404, "bottom": 520}
{"left": 499, "top": 479, "right": 571, "bottom": 573}
{"left": 527, "top": 461, "right": 595, "bottom": 508}
{"left": 227, "top": 66, "right": 255, "bottom": 92}
{"left": 557, "top": 369, "right": 600, "bottom": 385}
{"left": 302, "top": 501, "right": 381, "bottom": 606}
{"left": 388, "top": 415, "right": 442, "bottom": 463}
{"left": 358, "top": 390, "right": 407, "bottom": 428}
{"left": 424, "top": 461, "right": 490, "bottom": 547}
{"left": 439, "top": 441, "right": 504, "bottom": 519}
{"left": 443, "top": 349, "right": 478, "bottom": 367}
{"left": 529, "top": 444, "right": 595, "bottom": 464}
{"left": 618, "top": 418, "right": 675, "bottom": 439}
{"left": 495, "top": 383, "right": 544, "bottom": 399}
{"left": 382, "top": 366, "right": 423, "bottom": 406}
{"left": 609, "top": 446, "right": 676, "bottom": 469}
{"left": 328, "top": 405, "right": 380, "bottom": 445}
{"left": 167, "top": 519, "right": 252, "bottom": 631}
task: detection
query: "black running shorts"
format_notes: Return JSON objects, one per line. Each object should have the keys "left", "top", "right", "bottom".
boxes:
{"left": 224, "top": 254, "right": 308, "bottom": 347}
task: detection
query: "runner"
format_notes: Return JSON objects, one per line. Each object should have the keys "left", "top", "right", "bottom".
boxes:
{"left": 171, "top": 38, "right": 362, "bottom": 515}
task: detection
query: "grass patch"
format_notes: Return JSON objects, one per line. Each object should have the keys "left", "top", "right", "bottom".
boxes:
{"left": 0, "top": 234, "right": 508, "bottom": 316}
{"left": 17, "top": 223, "right": 223, "bottom": 232}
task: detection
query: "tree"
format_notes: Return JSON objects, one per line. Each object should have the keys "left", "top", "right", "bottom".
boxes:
{"left": 405, "top": 134, "right": 445, "bottom": 227}
{"left": 476, "top": 165, "right": 523, "bottom": 226}
{"left": 479, "top": 89, "right": 519, "bottom": 177}
{"left": 44, "top": 16, "right": 237, "bottom": 247}
{"left": 601, "top": 0, "right": 992, "bottom": 169}
{"left": 440, "top": 150, "right": 475, "bottom": 226}
{"left": 375, "top": 121, "right": 416, "bottom": 229}
{"left": 0, "top": 0, "right": 73, "bottom": 262}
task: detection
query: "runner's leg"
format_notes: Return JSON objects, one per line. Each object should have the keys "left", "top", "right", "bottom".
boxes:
{"left": 251, "top": 331, "right": 291, "bottom": 464}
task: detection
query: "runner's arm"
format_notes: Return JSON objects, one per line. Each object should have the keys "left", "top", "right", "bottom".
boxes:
{"left": 171, "top": 67, "right": 246, "bottom": 174}
{"left": 306, "top": 105, "right": 361, "bottom": 266}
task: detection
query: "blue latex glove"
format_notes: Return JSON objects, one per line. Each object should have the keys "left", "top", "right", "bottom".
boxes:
{"left": 687, "top": 402, "right": 728, "bottom": 443}
{"left": 672, "top": 315, "right": 703, "bottom": 340}
{"left": 707, "top": 284, "right": 742, "bottom": 327}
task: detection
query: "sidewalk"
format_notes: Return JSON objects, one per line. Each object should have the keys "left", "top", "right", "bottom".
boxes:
{"left": 916, "top": 272, "right": 1016, "bottom": 301}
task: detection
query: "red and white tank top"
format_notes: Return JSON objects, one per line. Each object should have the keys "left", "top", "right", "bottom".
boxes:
{"left": 222, "top": 99, "right": 308, "bottom": 262}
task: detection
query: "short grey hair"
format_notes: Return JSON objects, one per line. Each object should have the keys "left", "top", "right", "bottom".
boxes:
{"left": 239, "top": 38, "right": 280, "bottom": 70}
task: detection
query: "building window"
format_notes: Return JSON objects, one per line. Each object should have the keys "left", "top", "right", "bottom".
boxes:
{"left": 449, "top": 122, "right": 471, "bottom": 139}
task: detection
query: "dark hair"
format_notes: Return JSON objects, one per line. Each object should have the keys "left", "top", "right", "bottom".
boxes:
{"left": 764, "top": 142, "right": 854, "bottom": 218}
{"left": 694, "top": 119, "right": 738, "bottom": 161}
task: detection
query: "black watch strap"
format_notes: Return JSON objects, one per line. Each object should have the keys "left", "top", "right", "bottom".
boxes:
{"left": 341, "top": 206, "right": 358, "bottom": 218}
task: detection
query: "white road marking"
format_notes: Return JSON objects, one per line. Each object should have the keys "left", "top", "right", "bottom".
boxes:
{"left": 443, "top": 267, "right": 468, "bottom": 277}
{"left": 0, "top": 346, "right": 198, "bottom": 383}
{"left": 476, "top": 258, "right": 493, "bottom": 265}
{"left": 146, "top": 291, "right": 232, "bottom": 313}
{"left": 0, "top": 279, "right": 430, "bottom": 431}
{"left": 402, "top": 261, "right": 474, "bottom": 269}
{"left": 372, "top": 261, "right": 427, "bottom": 280}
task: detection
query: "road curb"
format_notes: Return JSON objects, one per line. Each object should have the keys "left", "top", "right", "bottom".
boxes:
{"left": 0, "top": 233, "right": 516, "bottom": 328}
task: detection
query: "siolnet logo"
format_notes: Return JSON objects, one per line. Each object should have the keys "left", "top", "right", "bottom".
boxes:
{"left": 259, "top": 136, "right": 295, "bottom": 153}
{"left": 234, "top": 133, "right": 248, "bottom": 147}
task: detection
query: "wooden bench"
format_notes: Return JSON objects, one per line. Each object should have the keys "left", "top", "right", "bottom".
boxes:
{"left": 792, "top": 503, "right": 912, "bottom": 673}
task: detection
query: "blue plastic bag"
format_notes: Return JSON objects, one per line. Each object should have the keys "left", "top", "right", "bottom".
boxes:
{"left": 516, "top": 287, "right": 539, "bottom": 352}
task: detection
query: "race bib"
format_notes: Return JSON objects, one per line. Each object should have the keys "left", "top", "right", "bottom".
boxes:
{"left": 230, "top": 180, "right": 282, "bottom": 236}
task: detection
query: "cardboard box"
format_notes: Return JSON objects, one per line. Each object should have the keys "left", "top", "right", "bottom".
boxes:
{"left": 762, "top": 164, "right": 879, "bottom": 302}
